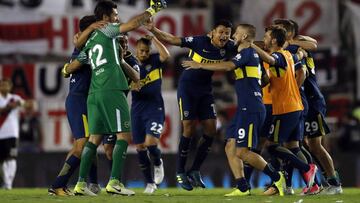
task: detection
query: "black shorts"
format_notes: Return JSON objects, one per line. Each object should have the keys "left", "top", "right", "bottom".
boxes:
{"left": 0, "top": 138, "right": 18, "bottom": 161}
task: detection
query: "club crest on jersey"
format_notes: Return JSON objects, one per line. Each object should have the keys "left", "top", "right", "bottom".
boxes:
{"left": 220, "top": 49, "right": 226, "bottom": 57}
{"left": 145, "top": 65, "right": 152, "bottom": 72}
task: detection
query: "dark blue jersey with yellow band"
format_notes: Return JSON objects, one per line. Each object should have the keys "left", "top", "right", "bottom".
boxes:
{"left": 179, "top": 35, "right": 236, "bottom": 86}
{"left": 123, "top": 51, "right": 140, "bottom": 96}
{"left": 231, "top": 47, "right": 264, "bottom": 112}
{"left": 131, "top": 53, "right": 164, "bottom": 115}
{"left": 68, "top": 48, "right": 91, "bottom": 95}
{"left": 285, "top": 45, "right": 309, "bottom": 115}
{"left": 304, "top": 52, "right": 325, "bottom": 102}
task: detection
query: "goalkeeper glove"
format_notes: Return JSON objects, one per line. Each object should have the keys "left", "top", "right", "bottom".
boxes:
{"left": 146, "top": 0, "right": 167, "bottom": 16}
{"left": 62, "top": 63, "right": 70, "bottom": 78}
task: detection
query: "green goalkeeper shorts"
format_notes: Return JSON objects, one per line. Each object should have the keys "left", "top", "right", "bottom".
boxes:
{"left": 87, "top": 90, "right": 131, "bottom": 134}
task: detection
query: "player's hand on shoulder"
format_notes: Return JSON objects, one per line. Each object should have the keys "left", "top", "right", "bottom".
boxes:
{"left": 90, "top": 20, "right": 107, "bottom": 30}
{"left": 181, "top": 61, "right": 201, "bottom": 69}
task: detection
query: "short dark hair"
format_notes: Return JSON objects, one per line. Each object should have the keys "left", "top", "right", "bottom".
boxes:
{"left": 265, "top": 26, "right": 286, "bottom": 47}
{"left": 79, "top": 15, "right": 96, "bottom": 32}
{"left": 94, "top": 0, "right": 117, "bottom": 21}
{"left": 273, "top": 18, "right": 294, "bottom": 34}
{"left": 136, "top": 37, "right": 152, "bottom": 46}
{"left": 213, "top": 19, "right": 233, "bottom": 29}
{"left": 238, "top": 24, "right": 256, "bottom": 40}
{"left": 289, "top": 19, "right": 299, "bottom": 37}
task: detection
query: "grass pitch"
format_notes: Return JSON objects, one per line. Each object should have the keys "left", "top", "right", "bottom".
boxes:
{"left": 0, "top": 188, "right": 359, "bottom": 203}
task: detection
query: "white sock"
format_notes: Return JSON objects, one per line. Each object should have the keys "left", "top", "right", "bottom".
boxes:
{"left": 2, "top": 159, "right": 16, "bottom": 189}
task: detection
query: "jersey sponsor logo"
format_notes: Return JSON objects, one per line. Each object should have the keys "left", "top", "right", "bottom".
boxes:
{"left": 254, "top": 92, "right": 262, "bottom": 97}
{"left": 95, "top": 68, "right": 104, "bottom": 76}
{"left": 145, "top": 64, "right": 152, "bottom": 72}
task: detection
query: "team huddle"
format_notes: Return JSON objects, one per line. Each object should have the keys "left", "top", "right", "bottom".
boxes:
{"left": 48, "top": 0, "right": 342, "bottom": 197}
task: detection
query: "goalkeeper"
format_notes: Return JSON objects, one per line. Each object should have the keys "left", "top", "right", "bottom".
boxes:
{"left": 63, "top": 0, "right": 167, "bottom": 196}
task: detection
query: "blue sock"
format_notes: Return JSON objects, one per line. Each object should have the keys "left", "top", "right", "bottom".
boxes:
{"left": 263, "top": 164, "right": 280, "bottom": 182}
{"left": 268, "top": 145, "right": 310, "bottom": 173}
{"left": 177, "top": 136, "right": 191, "bottom": 173}
{"left": 52, "top": 155, "right": 80, "bottom": 188}
{"left": 236, "top": 177, "right": 250, "bottom": 192}
{"left": 190, "top": 134, "right": 213, "bottom": 171}
{"left": 88, "top": 155, "right": 98, "bottom": 184}
{"left": 148, "top": 145, "right": 162, "bottom": 166}
{"left": 137, "top": 149, "right": 154, "bottom": 184}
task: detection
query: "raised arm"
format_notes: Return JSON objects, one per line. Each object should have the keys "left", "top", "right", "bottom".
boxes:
{"left": 146, "top": 19, "right": 181, "bottom": 46}
{"left": 74, "top": 20, "right": 107, "bottom": 49}
{"left": 251, "top": 43, "right": 276, "bottom": 65}
{"left": 290, "top": 40, "right": 317, "bottom": 51}
{"left": 151, "top": 36, "right": 170, "bottom": 62}
{"left": 182, "top": 61, "right": 236, "bottom": 71}
{"left": 121, "top": 58, "right": 140, "bottom": 83}
{"left": 120, "top": 0, "right": 167, "bottom": 33}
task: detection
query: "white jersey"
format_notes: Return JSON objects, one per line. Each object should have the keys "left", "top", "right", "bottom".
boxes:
{"left": 0, "top": 93, "right": 24, "bottom": 140}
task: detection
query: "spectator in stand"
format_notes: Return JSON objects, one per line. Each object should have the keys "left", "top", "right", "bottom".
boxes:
{"left": 19, "top": 100, "right": 43, "bottom": 153}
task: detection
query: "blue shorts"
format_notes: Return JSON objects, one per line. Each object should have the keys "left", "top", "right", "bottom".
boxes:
{"left": 260, "top": 104, "right": 273, "bottom": 138}
{"left": 177, "top": 83, "right": 216, "bottom": 121}
{"left": 103, "top": 134, "right": 116, "bottom": 145}
{"left": 225, "top": 110, "right": 265, "bottom": 149}
{"left": 268, "top": 111, "right": 303, "bottom": 144}
{"left": 131, "top": 114, "right": 164, "bottom": 144}
{"left": 65, "top": 94, "right": 89, "bottom": 140}
{"left": 305, "top": 105, "right": 330, "bottom": 138}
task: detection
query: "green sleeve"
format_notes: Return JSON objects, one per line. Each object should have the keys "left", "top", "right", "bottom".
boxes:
{"left": 76, "top": 50, "right": 89, "bottom": 65}
{"left": 99, "top": 23, "right": 121, "bottom": 38}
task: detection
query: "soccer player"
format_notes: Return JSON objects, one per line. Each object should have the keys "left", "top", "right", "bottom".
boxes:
{"left": 63, "top": 0, "right": 166, "bottom": 196}
{"left": 48, "top": 15, "right": 106, "bottom": 197}
{"left": 182, "top": 24, "right": 286, "bottom": 196}
{"left": 251, "top": 26, "right": 318, "bottom": 193}
{"left": 0, "top": 79, "right": 25, "bottom": 190}
{"left": 272, "top": 18, "right": 320, "bottom": 195}
{"left": 131, "top": 35, "right": 170, "bottom": 194}
{"left": 146, "top": 19, "right": 236, "bottom": 191}
{"left": 290, "top": 20, "right": 343, "bottom": 195}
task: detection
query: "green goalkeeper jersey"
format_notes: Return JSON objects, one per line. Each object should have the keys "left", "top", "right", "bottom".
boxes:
{"left": 77, "top": 23, "right": 128, "bottom": 93}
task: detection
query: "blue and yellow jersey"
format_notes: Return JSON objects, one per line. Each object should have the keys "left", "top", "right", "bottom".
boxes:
{"left": 304, "top": 52, "right": 324, "bottom": 102}
{"left": 68, "top": 48, "right": 91, "bottom": 95}
{"left": 131, "top": 53, "right": 164, "bottom": 115}
{"left": 179, "top": 35, "right": 236, "bottom": 86}
{"left": 269, "top": 50, "right": 303, "bottom": 115}
{"left": 231, "top": 47, "right": 264, "bottom": 112}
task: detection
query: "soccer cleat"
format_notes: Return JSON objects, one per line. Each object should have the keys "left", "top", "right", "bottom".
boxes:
{"left": 319, "top": 185, "right": 343, "bottom": 195}
{"left": 176, "top": 173, "right": 193, "bottom": 191}
{"left": 143, "top": 183, "right": 157, "bottom": 194}
{"left": 224, "top": 188, "right": 250, "bottom": 197}
{"left": 273, "top": 172, "right": 285, "bottom": 196}
{"left": 187, "top": 170, "right": 206, "bottom": 188}
{"left": 154, "top": 159, "right": 164, "bottom": 185}
{"left": 74, "top": 182, "right": 97, "bottom": 196}
{"left": 263, "top": 186, "right": 278, "bottom": 196}
{"left": 105, "top": 179, "right": 135, "bottom": 196}
{"left": 302, "top": 164, "right": 318, "bottom": 187}
{"left": 88, "top": 183, "right": 101, "bottom": 194}
{"left": 284, "top": 186, "right": 295, "bottom": 195}
{"left": 48, "top": 187, "right": 74, "bottom": 196}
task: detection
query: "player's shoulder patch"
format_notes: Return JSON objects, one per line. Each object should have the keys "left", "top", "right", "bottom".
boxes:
{"left": 234, "top": 53, "right": 242, "bottom": 61}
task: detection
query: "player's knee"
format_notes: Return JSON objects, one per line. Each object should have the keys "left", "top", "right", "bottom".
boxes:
{"left": 117, "top": 132, "right": 132, "bottom": 143}
{"left": 224, "top": 141, "right": 234, "bottom": 155}
{"left": 136, "top": 143, "right": 147, "bottom": 151}
{"left": 103, "top": 144, "right": 113, "bottom": 160}
{"left": 182, "top": 121, "right": 196, "bottom": 137}
{"left": 236, "top": 147, "right": 250, "bottom": 160}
